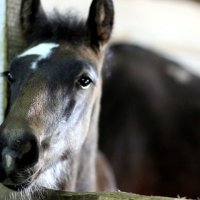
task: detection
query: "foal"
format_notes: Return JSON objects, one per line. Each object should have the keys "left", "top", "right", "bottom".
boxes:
{"left": 0, "top": 0, "right": 115, "bottom": 197}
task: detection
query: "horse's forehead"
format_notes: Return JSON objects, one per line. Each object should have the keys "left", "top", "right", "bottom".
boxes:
{"left": 17, "top": 42, "right": 98, "bottom": 68}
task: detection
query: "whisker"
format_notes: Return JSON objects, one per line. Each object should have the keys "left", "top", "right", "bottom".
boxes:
{"left": 13, "top": 165, "right": 43, "bottom": 188}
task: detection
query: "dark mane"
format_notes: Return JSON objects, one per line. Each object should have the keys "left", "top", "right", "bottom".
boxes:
{"left": 24, "top": 12, "right": 90, "bottom": 45}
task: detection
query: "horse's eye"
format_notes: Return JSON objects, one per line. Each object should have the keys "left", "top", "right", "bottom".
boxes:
{"left": 78, "top": 75, "right": 92, "bottom": 89}
{"left": 5, "top": 71, "right": 15, "bottom": 83}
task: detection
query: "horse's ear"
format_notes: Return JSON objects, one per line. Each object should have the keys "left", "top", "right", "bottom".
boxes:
{"left": 20, "top": 0, "right": 44, "bottom": 40}
{"left": 87, "top": 0, "right": 114, "bottom": 49}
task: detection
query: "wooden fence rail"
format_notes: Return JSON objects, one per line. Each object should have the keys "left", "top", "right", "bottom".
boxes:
{"left": 0, "top": 188, "right": 188, "bottom": 200}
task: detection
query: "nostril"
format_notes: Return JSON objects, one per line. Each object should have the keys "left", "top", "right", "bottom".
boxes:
{"left": 0, "top": 133, "right": 39, "bottom": 178}
{"left": 17, "top": 137, "right": 39, "bottom": 169}
{"left": 18, "top": 142, "right": 32, "bottom": 159}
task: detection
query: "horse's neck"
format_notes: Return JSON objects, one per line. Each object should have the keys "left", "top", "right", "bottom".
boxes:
{"left": 75, "top": 96, "right": 116, "bottom": 192}
{"left": 75, "top": 97, "right": 100, "bottom": 191}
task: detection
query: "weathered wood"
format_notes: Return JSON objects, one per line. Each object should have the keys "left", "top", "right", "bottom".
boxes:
{"left": 7, "top": 0, "right": 26, "bottom": 61}
{"left": 44, "top": 191, "right": 183, "bottom": 200}
{"left": 0, "top": 0, "right": 7, "bottom": 123}
{"left": 1, "top": 188, "right": 187, "bottom": 200}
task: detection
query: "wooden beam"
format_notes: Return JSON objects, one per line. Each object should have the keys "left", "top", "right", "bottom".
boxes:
{"left": 0, "top": 0, "right": 7, "bottom": 123}
{"left": 43, "top": 191, "right": 182, "bottom": 200}
{"left": 0, "top": 187, "right": 187, "bottom": 200}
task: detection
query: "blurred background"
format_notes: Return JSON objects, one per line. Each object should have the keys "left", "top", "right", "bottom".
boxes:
{"left": 1, "top": 0, "right": 200, "bottom": 198}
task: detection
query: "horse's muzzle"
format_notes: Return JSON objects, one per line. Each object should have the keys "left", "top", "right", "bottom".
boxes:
{"left": 0, "top": 131, "right": 39, "bottom": 189}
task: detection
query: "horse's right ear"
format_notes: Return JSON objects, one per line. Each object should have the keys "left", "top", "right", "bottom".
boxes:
{"left": 20, "top": 0, "right": 43, "bottom": 40}
{"left": 87, "top": 0, "right": 114, "bottom": 49}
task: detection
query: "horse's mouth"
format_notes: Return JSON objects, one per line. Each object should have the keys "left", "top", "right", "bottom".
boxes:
{"left": 4, "top": 183, "right": 29, "bottom": 191}
{"left": 3, "top": 175, "right": 31, "bottom": 191}
{"left": 3, "top": 179, "right": 29, "bottom": 192}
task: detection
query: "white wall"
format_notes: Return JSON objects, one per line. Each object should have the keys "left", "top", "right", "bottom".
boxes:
{"left": 113, "top": 0, "right": 200, "bottom": 76}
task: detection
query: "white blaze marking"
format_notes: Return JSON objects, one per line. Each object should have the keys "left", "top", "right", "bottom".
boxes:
{"left": 18, "top": 43, "right": 59, "bottom": 70}
{"left": 19, "top": 43, "right": 59, "bottom": 58}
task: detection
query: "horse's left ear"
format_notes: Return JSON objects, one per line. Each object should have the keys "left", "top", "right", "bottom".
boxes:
{"left": 20, "top": 0, "right": 45, "bottom": 43}
{"left": 87, "top": 0, "right": 114, "bottom": 48}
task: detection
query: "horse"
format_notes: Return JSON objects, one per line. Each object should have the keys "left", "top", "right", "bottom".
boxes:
{"left": 100, "top": 43, "right": 200, "bottom": 198}
{"left": 0, "top": 0, "right": 115, "bottom": 198}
